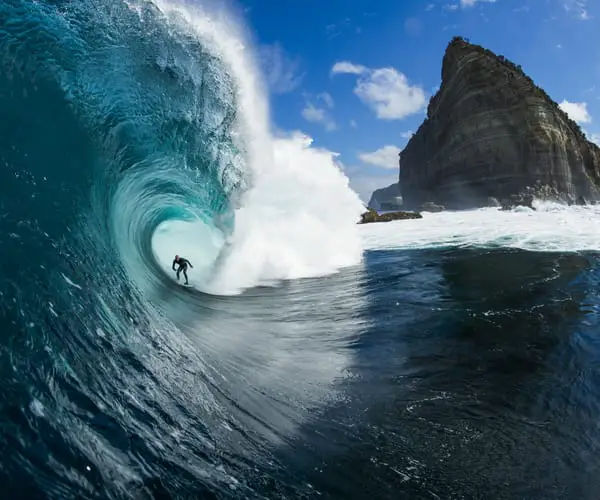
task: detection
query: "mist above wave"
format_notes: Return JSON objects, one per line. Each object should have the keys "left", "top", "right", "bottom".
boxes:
{"left": 144, "top": 1, "right": 365, "bottom": 295}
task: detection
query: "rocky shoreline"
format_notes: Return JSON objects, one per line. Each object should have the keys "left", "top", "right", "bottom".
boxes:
{"left": 360, "top": 180, "right": 594, "bottom": 223}
{"left": 358, "top": 208, "right": 422, "bottom": 224}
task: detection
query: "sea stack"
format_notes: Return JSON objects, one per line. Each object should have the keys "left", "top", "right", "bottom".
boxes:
{"left": 400, "top": 36, "right": 600, "bottom": 210}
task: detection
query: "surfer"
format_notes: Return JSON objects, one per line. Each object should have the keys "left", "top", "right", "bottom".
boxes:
{"left": 172, "top": 255, "right": 193, "bottom": 285}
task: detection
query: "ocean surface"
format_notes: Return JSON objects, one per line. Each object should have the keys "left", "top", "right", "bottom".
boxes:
{"left": 3, "top": 1, "right": 600, "bottom": 499}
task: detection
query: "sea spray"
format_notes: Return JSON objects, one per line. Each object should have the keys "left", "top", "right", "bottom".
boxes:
{"left": 146, "top": 0, "right": 366, "bottom": 295}
{"left": 360, "top": 202, "right": 600, "bottom": 253}
{"left": 204, "top": 132, "right": 365, "bottom": 294}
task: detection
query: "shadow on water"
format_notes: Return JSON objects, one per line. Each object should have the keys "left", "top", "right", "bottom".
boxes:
{"left": 265, "top": 248, "right": 600, "bottom": 500}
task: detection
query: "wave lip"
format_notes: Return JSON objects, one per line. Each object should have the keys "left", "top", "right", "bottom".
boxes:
{"left": 16, "top": 0, "right": 367, "bottom": 297}
{"left": 140, "top": 0, "right": 365, "bottom": 295}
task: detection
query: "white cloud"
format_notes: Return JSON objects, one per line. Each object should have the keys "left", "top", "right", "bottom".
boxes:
{"left": 559, "top": 100, "right": 592, "bottom": 124}
{"left": 318, "top": 92, "right": 335, "bottom": 109}
{"left": 342, "top": 152, "right": 400, "bottom": 203}
{"left": 358, "top": 145, "right": 401, "bottom": 169}
{"left": 301, "top": 93, "right": 336, "bottom": 131}
{"left": 331, "top": 61, "right": 367, "bottom": 75}
{"left": 400, "top": 130, "right": 413, "bottom": 139}
{"left": 332, "top": 62, "right": 427, "bottom": 120}
{"left": 301, "top": 104, "right": 336, "bottom": 131}
{"left": 350, "top": 119, "right": 357, "bottom": 128}
{"left": 355, "top": 68, "right": 427, "bottom": 119}
{"left": 444, "top": 0, "right": 495, "bottom": 9}
{"left": 346, "top": 171, "right": 399, "bottom": 204}
{"left": 301, "top": 104, "right": 325, "bottom": 123}
{"left": 258, "top": 43, "right": 304, "bottom": 94}
{"left": 564, "top": 0, "right": 590, "bottom": 20}
{"left": 460, "top": 0, "right": 496, "bottom": 6}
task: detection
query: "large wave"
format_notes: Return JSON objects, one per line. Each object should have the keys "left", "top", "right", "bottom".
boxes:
{"left": 1, "top": 0, "right": 364, "bottom": 298}
{"left": 127, "top": 0, "right": 365, "bottom": 296}
{"left": 0, "top": 0, "right": 366, "bottom": 496}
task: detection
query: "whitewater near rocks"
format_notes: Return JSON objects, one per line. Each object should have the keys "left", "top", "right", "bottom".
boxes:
{"left": 361, "top": 202, "right": 600, "bottom": 253}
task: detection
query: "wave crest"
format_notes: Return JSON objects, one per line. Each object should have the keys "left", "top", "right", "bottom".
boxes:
{"left": 128, "top": 0, "right": 365, "bottom": 295}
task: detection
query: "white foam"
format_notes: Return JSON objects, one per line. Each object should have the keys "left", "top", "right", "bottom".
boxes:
{"left": 360, "top": 203, "right": 600, "bottom": 253}
{"left": 29, "top": 398, "right": 45, "bottom": 418}
{"left": 62, "top": 273, "right": 82, "bottom": 289}
{"left": 148, "top": 0, "right": 365, "bottom": 295}
{"left": 205, "top": 133, "right": 365, "bottom": 295}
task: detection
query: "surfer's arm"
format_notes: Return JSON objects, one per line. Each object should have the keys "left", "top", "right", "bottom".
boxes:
{"left": 172, "top": 260, "right": 177, "bottom": 270}
{"left": 187, "top": 260, "right": 193, "bottom": 268}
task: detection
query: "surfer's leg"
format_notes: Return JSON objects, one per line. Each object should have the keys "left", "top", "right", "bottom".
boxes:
{"left": 183, "top": 267, "right": 188, "bottom": 284}
{"left": 176, "top": 267, "right": 181, "bottom": 281}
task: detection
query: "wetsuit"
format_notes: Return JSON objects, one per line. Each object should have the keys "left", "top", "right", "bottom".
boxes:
{"left": 172, "top": 257, "right": 193, "bottom": 284}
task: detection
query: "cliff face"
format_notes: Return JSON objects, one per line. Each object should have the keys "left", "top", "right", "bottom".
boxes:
{"left": 368, "top": 182, "right": 402, "bottom": 210}
{"left": 400, "top": 37, "right": 600, "bottom": 209}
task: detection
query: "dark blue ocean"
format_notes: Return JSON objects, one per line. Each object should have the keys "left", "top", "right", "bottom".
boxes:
{"left": 3, "top": 1, "right": 600, "bottom": 498}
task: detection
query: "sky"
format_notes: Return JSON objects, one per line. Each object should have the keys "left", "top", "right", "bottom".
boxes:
{"left": 235, "top": 0, "right": 600, "bottom": 203}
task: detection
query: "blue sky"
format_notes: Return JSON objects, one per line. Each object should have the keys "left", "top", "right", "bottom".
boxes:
{"left": 236, "top": 0, "right": 600, "bottom": 202}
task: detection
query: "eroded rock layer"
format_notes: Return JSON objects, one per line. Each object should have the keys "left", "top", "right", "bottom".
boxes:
{"left": 400, "top": 37, "right": 600, "bottom": 209}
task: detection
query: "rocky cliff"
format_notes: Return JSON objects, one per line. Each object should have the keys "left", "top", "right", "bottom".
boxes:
{"left": 400, "top": 37, "right": 600, "bottom": 210}
{"left": 368, "top": 182, "right": 402, "bottom": 210}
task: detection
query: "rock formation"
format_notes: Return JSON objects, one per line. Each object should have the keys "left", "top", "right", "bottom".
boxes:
{"left": 400, "top": 36, "right": 600, "bottom": 210}
{"left": 358, "top": 208, "right": 422, "bottom": 224}
{"left": 368, "top": 183, "right": 402, "bottom": 210}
